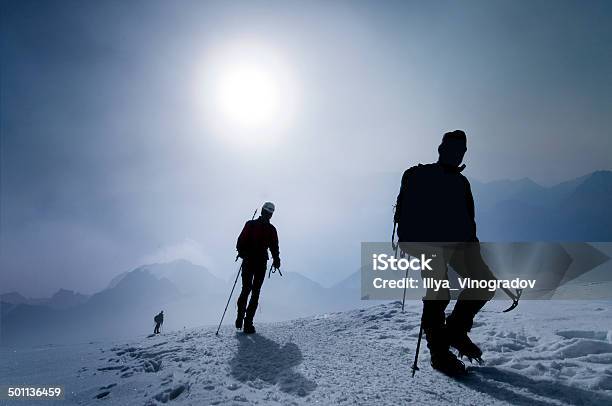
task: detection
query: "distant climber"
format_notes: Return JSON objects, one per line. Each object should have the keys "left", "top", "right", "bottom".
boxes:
{"left": 394, "top": 130, "right": 496, "bottom": 376}
{"left": 153, "top": 310, "right": 164, "bottom": 334}
{"left": 235, "top": 202, "right": 281, "bottom": 334}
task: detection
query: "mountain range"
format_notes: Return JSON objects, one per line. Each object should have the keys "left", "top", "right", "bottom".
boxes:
{"left": 1, "top": 289, "right": 89, "bottom": 309}
{"left": 471, "top": 170, "right": 612, "bottom": 241}
{"left": 1, "top": 170, "right": 611, "bottom": 346}
{"left": 0, "top": 259, "right": 366, "bottom": 346}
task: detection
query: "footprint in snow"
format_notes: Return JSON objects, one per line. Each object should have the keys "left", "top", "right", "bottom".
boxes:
{"left": 94, "top": 391, "right": 110, "bottom": 399}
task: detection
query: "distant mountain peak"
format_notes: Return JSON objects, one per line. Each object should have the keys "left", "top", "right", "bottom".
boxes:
{"left": 0, "top": 291, "right": 29, "bottom": 304}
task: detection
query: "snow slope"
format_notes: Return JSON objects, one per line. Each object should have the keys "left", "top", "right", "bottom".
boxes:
{"left": 2, "top": 301, "right": 612, "bottom": 405}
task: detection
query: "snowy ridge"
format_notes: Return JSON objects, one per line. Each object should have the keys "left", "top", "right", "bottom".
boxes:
{"left": 3, "top": 301, "right": 612, "bottom": 405}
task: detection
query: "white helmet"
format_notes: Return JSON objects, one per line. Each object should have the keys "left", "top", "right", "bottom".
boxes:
{"left": 262, "top": 201, "right": 275, "bottom": 214}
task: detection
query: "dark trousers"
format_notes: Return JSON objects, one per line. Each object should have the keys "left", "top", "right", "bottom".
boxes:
{"left": 154, "top": 322, "right": 161, "bottom": 334}
{"left": 403, "top": 243, "right": 496, "bottom": 350}
{"left": 237, "top": 258, "right": 267, "bottom": 325}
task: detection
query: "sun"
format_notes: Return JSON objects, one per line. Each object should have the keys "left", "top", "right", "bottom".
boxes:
{"left": 216, "top": 64, "right": 282, "bottom": 130}
{"left": 203, "top": 41, "right": 298, "bottom": 144}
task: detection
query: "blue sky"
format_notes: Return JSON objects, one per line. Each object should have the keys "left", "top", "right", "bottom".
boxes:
{"left": 1, "top": 0, "right": 611, "bottom": 295}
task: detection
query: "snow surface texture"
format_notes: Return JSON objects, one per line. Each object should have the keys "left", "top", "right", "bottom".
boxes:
{"left": 2, "top": 301, "right": 612, "bottom": 405}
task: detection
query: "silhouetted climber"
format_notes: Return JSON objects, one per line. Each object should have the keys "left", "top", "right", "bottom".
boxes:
{"left": 395, "top": 130, "right": 495, "bottom": 376}
{"left": 153, "top": 310, "right": 164, "bottom": 334}
{"left": 235, "top": 202, "right": 281, "bottom": 334}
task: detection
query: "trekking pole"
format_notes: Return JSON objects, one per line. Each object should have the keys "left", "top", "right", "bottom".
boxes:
{"left": 396, "top": 242, "right": 413, "bottom": 313}
{"left": 215, "top": 208, "right": 258, "bottom": 336}
{"left": 215, "top": 262, "right": 243, "bottom": 336}
{"left": 391, "top": 216, "right": 412, "bottom": 313}
{"left": 391, "top": 221, "right": 398, "bottom": 253}
{"left": 401, "top": 266, "right": 409, "bottom": 312}
{"left": 411, "top": 320, "right": 424, "bottom": 377}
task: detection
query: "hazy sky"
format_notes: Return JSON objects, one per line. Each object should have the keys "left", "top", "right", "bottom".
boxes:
{"left": 2, "top": 0, "right": 611, "bottom": 296}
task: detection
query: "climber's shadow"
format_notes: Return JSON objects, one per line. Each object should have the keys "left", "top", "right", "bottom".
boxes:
{"left": 230, "top": 333, "right": 317, "bottom": 397}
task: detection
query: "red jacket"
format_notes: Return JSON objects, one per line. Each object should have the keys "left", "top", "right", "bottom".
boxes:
{"left": 236, "top": 216, "right": 280, "bottom": 261}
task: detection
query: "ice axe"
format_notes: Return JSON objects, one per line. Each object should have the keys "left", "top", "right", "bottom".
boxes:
{"left": 268, "top": 264, "right": 283, "bottom": 278}
{"left": 500, "top": 287, "right": 522, "bottom": 313}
